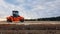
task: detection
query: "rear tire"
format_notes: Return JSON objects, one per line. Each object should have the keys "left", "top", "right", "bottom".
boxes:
{"left": 7, "top": 19, "right": 12, "bottom": 22}
{"left": 20, "top": 20, "right": 24, "bottom": 22}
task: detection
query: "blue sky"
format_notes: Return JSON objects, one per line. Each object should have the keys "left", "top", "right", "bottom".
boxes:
{"left": 0, "top": 0, "right": 60, "bottom": 19}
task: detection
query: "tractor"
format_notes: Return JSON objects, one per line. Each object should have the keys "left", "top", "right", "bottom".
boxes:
{"left": 7, "top": 10, "right": 24, "bottom": 23}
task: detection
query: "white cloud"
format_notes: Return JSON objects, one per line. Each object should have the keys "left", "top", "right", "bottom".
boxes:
{"left": 0, "top": 0, "right": 60, "bottom": 19}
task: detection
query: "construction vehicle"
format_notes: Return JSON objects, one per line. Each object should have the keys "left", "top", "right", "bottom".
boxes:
{"left": 7, "top": 10, "right": 24, "bottom": 22}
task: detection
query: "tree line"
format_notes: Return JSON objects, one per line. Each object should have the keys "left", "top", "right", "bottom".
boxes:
{"left": 25, "top": 16, "right": 60, "bottom": 21}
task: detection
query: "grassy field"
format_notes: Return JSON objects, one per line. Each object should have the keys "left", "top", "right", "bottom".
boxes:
{"left": 0, "top": 21, "right": 60, "bottom": 34}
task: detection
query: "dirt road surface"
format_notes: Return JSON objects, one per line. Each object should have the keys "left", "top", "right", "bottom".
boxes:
{"left": 0, "top": 21, "right": 60, "bottom": 24}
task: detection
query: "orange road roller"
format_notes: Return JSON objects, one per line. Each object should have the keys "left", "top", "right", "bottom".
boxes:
{"left": 7, "top": 10, "right": 24, "bottom": 23}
